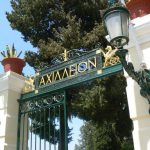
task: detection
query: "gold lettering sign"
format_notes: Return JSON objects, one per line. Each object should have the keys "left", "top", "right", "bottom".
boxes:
{"left": 46, "top": 73, "right": 53, "bottom": 84}
{"left": 62, "top": 68, "right": 69, "bottom": 79}
{"left": 70, "top": 64, "right": 77, "bottom": 77}
{"left": 39, "top": 56, "right": 98, "bottom": 87}
{"left": 88, "top": 57, "right": 96, "bottom": 69}
{"left": 54, "top": 71, "right": 61, "bottom": 81}
{"left": 39, "top": 76, "right": 45, "bottom": 86}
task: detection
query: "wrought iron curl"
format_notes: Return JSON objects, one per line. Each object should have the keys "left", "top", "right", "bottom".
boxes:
{"left": 20, "top": 92, "right": 65, "bottom": 113}
{"left": 50, "top": 49, "right": 87, "bottom": 66}
{"left": 116, "top": 49, "right": 150, "bottom": 113}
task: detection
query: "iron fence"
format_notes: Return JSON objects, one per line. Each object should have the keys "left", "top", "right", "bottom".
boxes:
{"left": 17, "top": 91, "right": 68, "bottom": 150}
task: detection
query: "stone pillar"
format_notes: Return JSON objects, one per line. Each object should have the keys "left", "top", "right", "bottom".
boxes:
{"left": 0, "top": 71, "right": 26, "bottom": 150}
{"left": 125, "top": 23, "right": 150, "bottom": 149}
{"left": 126, "top": 75, "right": 150, "bottom": 150}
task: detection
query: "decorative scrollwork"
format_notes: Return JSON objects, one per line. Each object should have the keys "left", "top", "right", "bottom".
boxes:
{"left": 116, "top": 49, "right": 150, "bottom": 113}
{"left": 50, "top": 49, "right": 87, "bottom": 66}
{"left": 52, "top": 93, "right": 65, "bottom": 102}
{"left": 20, "top": 92, "right": 65, "bottom": 113}
{"left": 102, "top": 46, "right": 120, "bottom": 67}
{"left": 22, "top": 76, "right": 35, "bottom": 93}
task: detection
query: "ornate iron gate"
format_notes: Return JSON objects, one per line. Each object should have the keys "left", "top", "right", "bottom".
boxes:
{"left": 17, "top": 48, "right": 122, "bottom": 150}
{"left": 17, "top": 91, "right": 68, "bottom": 150}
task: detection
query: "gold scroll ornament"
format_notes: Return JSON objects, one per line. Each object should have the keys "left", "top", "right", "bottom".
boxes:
{"left": 102, "top": 46, "right": 120, "bottom": 67}
{"left": 22, "top": 76, "right": 35, "bottom": 93}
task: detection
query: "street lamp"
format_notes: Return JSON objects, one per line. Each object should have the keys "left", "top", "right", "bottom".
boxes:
{"left": 103, "top": 6, "right": 129, "bottom": 48}
{"left": 103, "top": 5, "right": 150, "bottom": 113}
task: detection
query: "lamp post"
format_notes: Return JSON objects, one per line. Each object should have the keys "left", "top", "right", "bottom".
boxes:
{"left": 103, "top": 5, "right": 150, "bottom": 113}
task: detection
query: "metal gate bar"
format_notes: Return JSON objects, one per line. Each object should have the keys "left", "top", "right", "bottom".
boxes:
{"left": 17, "top": 91, "right": 68, "bottom": 150}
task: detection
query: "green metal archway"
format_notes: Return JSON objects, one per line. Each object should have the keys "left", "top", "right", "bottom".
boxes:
{"left": 17, "top": 48, "right": 123, "bottom": 150}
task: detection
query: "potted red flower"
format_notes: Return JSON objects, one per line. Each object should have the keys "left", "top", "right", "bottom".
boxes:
{"left": 1, "top": 44, "right": 26, "bottom": 75}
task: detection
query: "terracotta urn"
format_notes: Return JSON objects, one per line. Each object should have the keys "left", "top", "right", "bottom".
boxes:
{"left": 1, "top": 57, "right": 26, "bottom": 75}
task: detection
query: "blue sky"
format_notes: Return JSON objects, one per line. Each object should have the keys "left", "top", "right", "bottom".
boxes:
{"left": 0, "top": 1, "right": 83, "bottom": 149}
{"left": 0, "top": 0, "right": 37, "bottom": 75}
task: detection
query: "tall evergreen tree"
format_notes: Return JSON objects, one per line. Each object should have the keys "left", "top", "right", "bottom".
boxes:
{"left": 74, "top": 121, "right": 121, "bottom": 150}
{"left": 7, "top": 0, "right": 109, "bottom": 70}
{"left": 72, "top": 74, "right": 133, "bottom": 149}
{"left": 74, "top": 121, "right": 133, "bottom": 150}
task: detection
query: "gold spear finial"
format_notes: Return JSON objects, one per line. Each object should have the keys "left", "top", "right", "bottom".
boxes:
{"left": 63, "top": 49, "right": 68, "bottom": 61}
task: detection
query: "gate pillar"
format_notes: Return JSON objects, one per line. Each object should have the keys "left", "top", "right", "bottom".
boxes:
{"left": 125, "top": 21, "right": 150, "bottom": 150}
{"left": 0, "top": 71, "right": 26, "bottom": 150}
{"left": 126, "top": 76, "right": 150, "bottom": 150}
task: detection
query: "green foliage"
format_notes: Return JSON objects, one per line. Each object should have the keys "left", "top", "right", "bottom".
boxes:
{"left": 7, "top": 0, "right": 109, "bottom": 70}
{"left": 121, "top": 139, "right": 134, "bottom": 150}
{"left": 71, "top": 74, "right": 133, "bottom": 149}
{"left": 74, "top": 121, "right": 121, "bottom": 150}
{"left": 7, "top": 0, "right": 66, "bottom": 47}
{"left": 74, "top": 121, "right": 133, "bottom": 150}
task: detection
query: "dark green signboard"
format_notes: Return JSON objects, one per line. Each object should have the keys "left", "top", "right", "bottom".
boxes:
{"left": 21, "top": 49, "right": 122, "bottom": 100}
